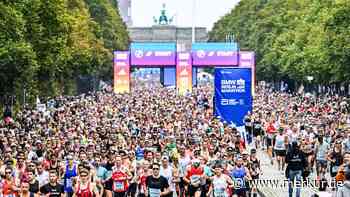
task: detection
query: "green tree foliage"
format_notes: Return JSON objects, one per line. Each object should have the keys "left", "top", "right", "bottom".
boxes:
{"left": 210, "top": 0, "right": 350, "bottom": 85}
{"left": 0, "top": 0, "right": 129, "bottom": 102}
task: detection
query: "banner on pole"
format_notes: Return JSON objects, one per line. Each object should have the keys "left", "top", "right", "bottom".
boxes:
{"left": 214, "top": 68, "right": 252, "bottom": 126}
{"left": 114, "top": 51, "right": 130, "bottom": 93}
{"left": 176, "top": 52, "right": 193, "bottom": 95}
{"left": 239, "top": 51, "right": 256, "bottom": 96}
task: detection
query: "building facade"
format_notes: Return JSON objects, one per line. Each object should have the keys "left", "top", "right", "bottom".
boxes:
{"left": 129, "top": 25, "right": 208, "bottom": 51}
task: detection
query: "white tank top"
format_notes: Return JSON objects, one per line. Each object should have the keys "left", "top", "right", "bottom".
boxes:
{"left": 274, "top": 134, "right": 286, "bottom": 150}
{"left": 212, "top": 175, "right": 228, "bottom": 197}
{"left": 160, "top": 166, "right": 175, "bottom": 192}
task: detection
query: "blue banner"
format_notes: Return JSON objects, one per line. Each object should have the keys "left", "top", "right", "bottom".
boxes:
{"left": 214, "top": 68, "right": 252, "bottom": 126}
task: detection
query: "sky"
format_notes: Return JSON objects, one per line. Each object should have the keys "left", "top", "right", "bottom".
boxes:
{"left": 131, "top": 0, "right": 240, "bottom": 30}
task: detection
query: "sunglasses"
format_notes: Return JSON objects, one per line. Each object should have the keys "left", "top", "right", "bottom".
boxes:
{"left": 5, "top": 171, "right": 12, "bottom": 174}
{"left": 152, "top": 168, "right": 159, "bottom": 170}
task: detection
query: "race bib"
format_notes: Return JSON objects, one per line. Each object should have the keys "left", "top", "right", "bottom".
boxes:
{"left": 149, "top": 188, "right": 161, "bottom": 197}
{"left": 214, "top": 188, "right": 226, "bottom": 197}
{"left": 190, "top": 175, "right": 201, "bottom": 185}
{"left": 66, "top": 178, "right": 73, "bottom": 188}
{"left": 114, "top": 181, "right": 124, "bottom": 191}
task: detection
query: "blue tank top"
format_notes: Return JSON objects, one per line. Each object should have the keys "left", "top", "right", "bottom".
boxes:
{"left": 231, "top": 166, "right": 246, "bottom": 188}
{"left": 135, "top": 147, "right": 144, "bottom": 160}
{"left": 64, "top": 164, "right": 77, "bottom": 192}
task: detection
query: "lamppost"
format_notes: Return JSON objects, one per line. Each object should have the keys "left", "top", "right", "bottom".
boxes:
{"left": 306, "top": 76, "right": 314, "bottom": 93}
{"left": 192, "top": 0, "right": 196, "bottom": 43}
{"left": 23, "top": 84, "right": 26, "bottom": 108}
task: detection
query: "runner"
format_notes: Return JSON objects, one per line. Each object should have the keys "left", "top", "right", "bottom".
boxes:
{"left": 145, "top": 163, "right": 171, "bottom": 197}
{"left": 184, "top": 159, "right": 204, "bottom": 197}
{"left": 315, "top": 135, "right": 329, "bottom": 181}
{"left": 207, "top": 163, "right": 233, "bottom": 197}
{"left": 63, "top": 155, "right": 78, "bottom": 197}
{"left": 39, "top": 170, "right": 65, "bottom": 197}
{"left": 274, "top": 128, "right": 288, "bottom": 172}
{"left": 110, "top": 155, "right": 131, "bottom": 197}
{"left": 230, "top": 156, "right": 251, "bottom": 197}
{"left": 19, "top": 182, "right": 38, "bottom": 197}
{"left": 74, "top": 168, "right": 99, "bottom": 197}
{"left": 1, "top": 167, "right": 19, "bottom": 197}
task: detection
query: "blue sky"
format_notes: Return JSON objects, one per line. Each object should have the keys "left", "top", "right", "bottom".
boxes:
{"left": 131, "top": 0, "right": 240, "bottom": 30}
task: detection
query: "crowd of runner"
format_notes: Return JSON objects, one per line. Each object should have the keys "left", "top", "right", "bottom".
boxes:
{"left": 0, "top": 82, "right": 350, "bottom": 197}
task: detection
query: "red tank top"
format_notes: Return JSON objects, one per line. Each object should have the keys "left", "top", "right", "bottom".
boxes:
{"left": 2, "top": 179, "right": 17, "bottom": 197}
{"left": 186, "top": 166, "right": 203, "bottom": 179}
{"left": 112, "top": 171, "right": 128, "bottom": 192}
{"left": 76, "top": 182, "right": 93, "bottom": 197}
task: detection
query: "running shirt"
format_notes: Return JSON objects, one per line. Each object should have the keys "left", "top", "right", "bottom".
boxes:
{"left": 230, "top": 166, "right": 246, "bottom": 189}
{"left": 2, "top": 179, "right": 17, "bottom": 197}
{"left": 64, "top": 164, "right": 77, "bottom": 193}
{"left": 178, "top": 156, "right": 191, "bottom": 177}
{"left": 145, "top": 176, "right": 169, "bottom": 197}
{"left": 316, "top": 142, "right": 329, "bottom": 161}
{"left": 76, "top": 182, "right": 93, "bottom": 197}
{"left": 160, "top": 166, "right": 174, "bottom": 192}
{"left": 186, "top": 167, "right": 204, "bottom": 186}
{"left": 212, "top": 175, "right": 228, "bottom": 197}
{"left": 40, "top": 183, "right": 65, "bottom": 197}
{"left": 274, "top": 134, "right": 286, "bottom": 150}
{"left": 111, "top": 170, "right": 128, "bottom": 192}
{"left": 135, "top": 146, "right": 145, "bottom": 160}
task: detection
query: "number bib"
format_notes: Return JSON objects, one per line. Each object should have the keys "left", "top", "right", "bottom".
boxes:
{"left": 113, "top": 181, "right": 125, "bottom": 192}
{"left": 214, "top": 187, "right": 226, "bottom": 197}
{"left": 149, "top": 188, "right": 161, "bottom": 197}
{"left": 66, "top": 178, "right": 73, "bottom": 188}
{"left": 190, "top": 175, "right": 201, "bottom": 186}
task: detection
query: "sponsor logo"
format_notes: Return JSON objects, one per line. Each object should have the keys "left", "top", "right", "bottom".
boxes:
{"left": 134, "top": 50, "right": 144, "bottom": 58}
{"left": 217, "top": 51, "right": 234, "bottom": 57}
{"left": 179, "top": 69, "right": 188, "bottom": 76}
{"left": 115, "top": 53, "right": 128, "bottom": 60}
{"left": 208, "top": 51, "right": 215, "bottom": 57}
{"left": 178, "top": 61, "right": 189, "bottom": 67}
{"left": 117, "top": 69, "right": 127, "bottom": 75}
{"left": 196, "top": 50, "right": 206, "bottom": 58}
{"left": 240, "top": 52, "right": 253, "bottom": 60}
{"left": 116, "top": 62, "right": 127, "bottom": 67}
{"left": 179, "top": 53, "right": 190, "bottom": 60}
{"left": 154, "top": 51, "right": 172, "bottom": 57}
{"left": 240, "top": 61, "right": 252, "bottom": 67}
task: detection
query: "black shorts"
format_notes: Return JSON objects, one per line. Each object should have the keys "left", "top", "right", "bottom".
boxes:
{"left": 316, "top": 160, "right": 327, "bottom": 169}
{"left": 304, "top": 152, "right": 314, "bottom": 158}
{"left": 275, "top": 149, "right": 286, "bottom": 157}
{"left": 104, "top": 179, "right": 113, "bottom": 191}
{"left": 253, "top": 129, "right": 261, "bottom": 137}
{"left": 266, "top": 137, "right": 275, "bottom": 147}
{"left": 233, "top": 189, "right": 246, "bottom": 196}
{"left": 112, "top": 192, "right": 126, "bottom": 197}
{"left": 188, "top": 185, "right": 201, "bottom": 197}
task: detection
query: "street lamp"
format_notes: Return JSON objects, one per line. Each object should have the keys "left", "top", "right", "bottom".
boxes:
{"left": 191, "top": 0, "right": 196, "bottom": 43}
{"left": 306, "top": 76, "right": 314, "bottom": 93}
